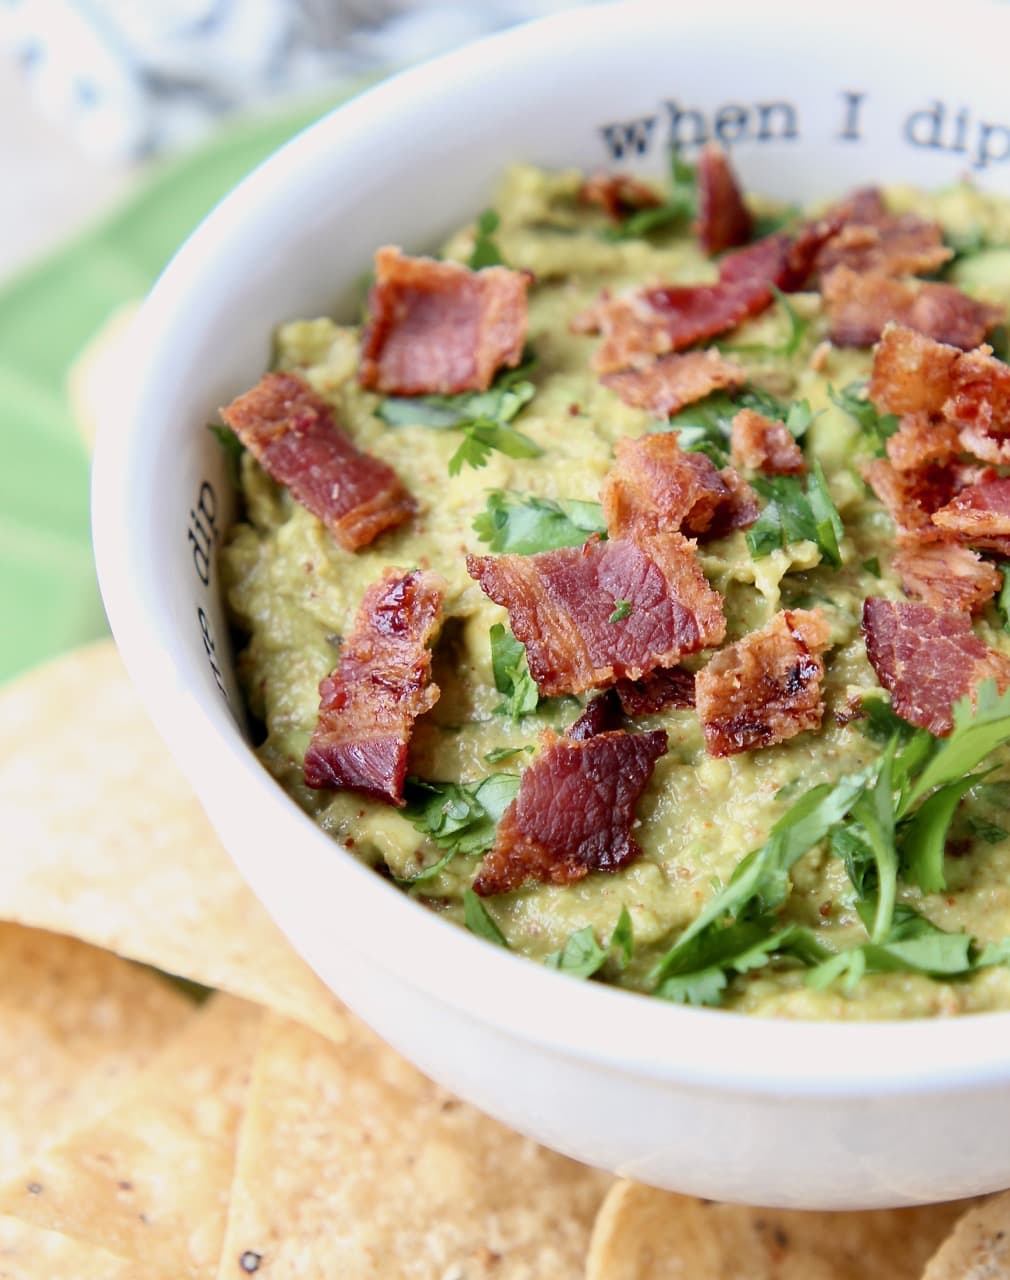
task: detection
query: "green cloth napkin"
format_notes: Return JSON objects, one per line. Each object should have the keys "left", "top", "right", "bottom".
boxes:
{"left": 0, "top": 90, "right": 351, "bottom": 686}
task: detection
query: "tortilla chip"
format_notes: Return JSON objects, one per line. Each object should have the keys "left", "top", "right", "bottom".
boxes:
{"left": 922, "top": 1189, "right": 1010, "bottom": 1278}
{"left": 0, "top": 924, "right": 190, "bottom": 1179}
{"left": 0, "top": 640, "right": 346, "bottom": 1044}
{"left": 586, "top": 1181, "right": 975, "bottom": 1280}
{"left": 217, "top": 1012, "right": 611, "bottom": 1278}
{"left": 0, "top": 994, "right": 261, "bottom": 1275}
{"left": 0, "top": 1214, "right": 165, "bottom": 1280}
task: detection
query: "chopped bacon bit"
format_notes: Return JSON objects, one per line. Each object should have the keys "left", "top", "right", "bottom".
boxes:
{"left": 695, "top": 609, "right": 831, "bottom": 757}
{"left": 695, "top": 144, "right": 753, "bottom": 255}
{"left": 466, "top": 534, "right": 726, "bottom": 697}
{"left": 602, "top": 349, "right": 745, "bottom": 417}
{"left": 868, "top": 325, "right": 961, "bottom": 417}
{"left": 358, "top": 246, "right": 529, "bottom": 395}
{"left": 931, "top": 476, "right": 1010, "bottom": 553}
{"left": 885, "top": 412, "right": 962, "bottom": 472}
{"left": 602, "top": 434, "right": 758, "bottom": 541}
{"left": 567, "top": 690, "right": 623, "bottom": 741}
{"left": 730, "top": 408, "right": 805, "bottom": 475}
{"left": 472, "top": 728, "right": 667, "bottom": 895}
{"left": 578, "top": 233, "right": 792, "bottom": 374}
{"left": 303, "top": 569, "right": 444, "bottom": 803}
{"left": 823, "top": 268, "right": 1003, "bottom": 350}
{"left": 863, "top": 458, "right": 960, "bottom": 545}
{"left": 816, "top": 199, "right": 951, "bottom": 278}
{"left": 893, "top": 544, "right": 1001, "bottom": 614}
{"left": 862, "top": 598, "right": 1010, "bottom": 736}
{"left": 579, "top": 172, "right": 662, "bottom": 221}
{"left": 943, "top": 344, "right": 1010, "bottom": 438}
{"left": 220, "top": 371, "right": 415, "bottom": 552}
{"left": 615, "top": 667, "right": 696, "bottom": 716}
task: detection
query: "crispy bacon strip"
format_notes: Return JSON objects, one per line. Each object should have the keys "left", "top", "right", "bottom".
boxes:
{"left": 567, "top": 690, "right": 623, "bottom": 741}
{"left": 358, "top": 246, "right": 529, "bottom": 395}
{"left": 466, "top": 534, "right": 725, "bottom": 697}
{"left": 816, "top": 191, "right": 951, "bottom": 279}
{"left": 863, "top": 458, "right": 961, "bottom": 545}
{"left": 695, "top": 144, "right": 753, "bottom": 255}
{"left": 730, "top": 408, "right": 805, "bottom": 475}
{"left": 695, "top": 609, "right": 831, "bottom": 757}
{"left": 220, "top": 371, "right": 415, "bottom": 552}
{"left": 602, "top": 350, "right": 745, "bottom": 417}
{"left": 579, "top": 172, "right": 663, "bottom": 221}
{"left": 931, "top": 476, "right": 1010, "bottom": 553}
{"left": 303, "top": 569, "right": 444, "bottom": 804}
{"left": 823, "top": 268, "right": 1003, "bottom": 350}
{"left": 862, "top": 598, "right": 1010, "bottom": 736}
{"left": 472, "top": 728, "right": 667, "bottom": 895}
{"left": 615, "top": 667, "right": 695, "bottom": 715}
{"left": 893, "top": 544, "right": 1001, "bottom": 614}
{"left": 602, "top": 434, "right": 758, "bottom": 541}
{"left": 885, "top": 412, "right": 962, "bottom": 472}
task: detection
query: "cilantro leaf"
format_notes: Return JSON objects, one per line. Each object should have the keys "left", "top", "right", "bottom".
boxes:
{"left": 463, "top": 889, "right": 509, "bottom": 947}
{"left": 807, "top": 462, "right": 845, "bottom": 568}
{"left": 655, "top": 919, "right": 826, "bottom": 1005}
{"left": 545, "top": 907, "right": 635, "bottom": 981}
{"left": 602, "top": 151, "right": 696, "bottom": 242}
{"left": 489, "top": 623, "right": 540, "bottom": 719}
{"left": 828, "top": 381, "right": 899, "bottom": 454}
{"left": 809, "top": 907, "right": 974, "bottom": 991}
{"left": 746, "top": 469, "right": 845, "bottom": 567}
{"left": 469, "top": 208, "right": 505, "bottom": 269}
{"left": 899, "top": 681, "right": 1010, "bottom": 812}
{"left": 720, "top": 287, "right": 809, "bottom": 359}
{"left": 998, "top": 565, "right": 1010, "bottom": 633}
{"left": 609, "top": 600, "right": 632, "bottom": 622}
{"left": 849, "top": 740, "right": 897, "bottom": 942}
{"left": 401, "top": 773, "right": 520, "bottom": 868}
{"left": 448, "top": 423, "right": 542, "bottom": 476}
{"left": 208, "top": 422, "right": 244, "bottom": 482}
{"left": 900, "top": 773, "right": 978, "bottom": 893}
{"left": 473, "top": 491, "right": 606, "bottom": 554}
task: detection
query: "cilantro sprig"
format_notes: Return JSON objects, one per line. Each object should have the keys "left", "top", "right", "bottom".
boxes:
{"left": 469, "top": 209, "right": 505, "bottom": 269}
{"left": 489, "top": 623, "right": 540, "bottom": 719}
{"left": 828, "top": 381, "right": 899, "bottom": 455}
{"left": 745, "top": 462, "right": 844, "bottom": 567}
{"left": 602, "top": 152, "right": 696, "bottom": 243}
{"left": 378, "top": 355, "right": 542, "bottom": 476}
{"left": 544, "top": 907, "right": 634, "bottom": 980}
{"left": 663, "top": 388, "right": 815, "bottom": 465}
{"left": 473, "top": 491, "right": 606, "bottom": 555}
{"left": 719, "top": 287, "right": 810, "bottom": 359}
{"left": 400, "top": 773, "right": 521, "bottom": 884}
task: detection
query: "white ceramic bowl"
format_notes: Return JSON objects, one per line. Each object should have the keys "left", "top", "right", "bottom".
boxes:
{"left": 93, "top": 0, "right": 1010, "bottom": 1209}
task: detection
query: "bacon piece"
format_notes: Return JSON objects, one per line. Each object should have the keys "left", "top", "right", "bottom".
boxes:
{"left": 868, "top": 325, "right": 961, "bottom": 417}
{"left": 932, "top": 476, "right": 1010, "bottom": 553}
{"left": 303, "top": 569, "right": 444, "bottom": 804}
{"left": 466, "top": 534, "right": 725, "bottom": 697}
{"left": 358, "top": 246, "right": 529, "bottom": 395}
{"left": 823, "top": 268, "right": 1003, "bottom": 350}
{"left": 863, "top": 458, "right": 960, "bottom": 545}
{"left": 615, "top": 667, "right": 696, "bottom": 716}
{"left": 472, "top": 728, "right": 667, "bottom": 895}
{"left": 579, "top": 172, "right": 663, "bottom": 221}
{"left": 816, "top": 194, "right": 951, "bottom": 279}
{"left": 695, "top": 144, "right": 753, "bottom": 255}
{"left": 893, "top": 544, "right": 1001, "bottom": 614}
{"left": 602, "top": 350, "right": 745, "bottom": 417}
{"left": 862, "top": 598, "right": 1010, "bottom": 736}
{"left": 602, "top": 434, "right": 758, "bottom": 541}
{"left": 943, "top": 344, "right": 1010, "bottom": 437}
{"left": 567, "top": 690, "right": 623, "bottom": 741}
{"left": 220, "top": 371, "right": 415, "bottom": 552}
{"left": 730, "top": 408, "right": 805, "bottom": 475}
{"left": 695, "top": 609, "right": 831, "bottom": 757}
{"left": 885, "top": 412, "right": 962, "bottom": 472}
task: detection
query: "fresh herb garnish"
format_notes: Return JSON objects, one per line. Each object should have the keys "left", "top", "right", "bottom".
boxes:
{"left": 998, "top": 566, "right": 1010, "bottom": 633}
{"left": 720, "top": 287, "right": 809, "bottom": 359}
{"left": 378, "top": 356, "right": 542, "bottom": 475}
{"left": 208, "top": 422, "right": 245, "bottom": 482}
{"left": 750, "top": 206, "right": 801, "bottom": 238}
{"left": 484, "top": 746, "right": 524, "bottom": 764}
{"left": 401, "top": 774, "right": 521, "bottom": 875}
{"left": 489, "top": 623, "right": 540, "bottom": 719}
{"left": 544, "top": 906, "right": 635, "bottom": 980}
{"left": 828, "top": 381, "right": 899, "bottom": 454}
{"left": 862, "top": 557, "right": 881, "bottom": 578}
{"left": 745, "top": 464, "right": 844, "bottom": 567}
{"left": 609, "top": 600, "right": 633, "bottom": 622}
{"left": 808, "top": 905, "right": 974, "bottom": 992}
{"left": 473, "top": 491, "right": 606, "bottom": 554}
{"left": 463, "top": 889, "right": 509, "bottom": 948}
{"left": 662, "top": 388, "right": 815, "bottom": 465}
{"left": 602, "top": 151, "right": 696, "bottom": 242}
{"left": 469, "top": 208, "right": 505, "bottom": 269}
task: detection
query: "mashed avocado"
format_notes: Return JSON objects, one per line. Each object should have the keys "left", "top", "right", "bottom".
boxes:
{"left": 220, "top": 164, "right": 1010, "bottom": 1018}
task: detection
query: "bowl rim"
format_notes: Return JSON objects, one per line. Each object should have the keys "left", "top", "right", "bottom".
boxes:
{"left": 92, "top": 0, "right": 1010, "bottom": 1101}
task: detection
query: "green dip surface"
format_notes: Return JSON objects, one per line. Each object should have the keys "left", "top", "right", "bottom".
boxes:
{"left": 220, "top": 164, "right": 1010, "bottom": 1018}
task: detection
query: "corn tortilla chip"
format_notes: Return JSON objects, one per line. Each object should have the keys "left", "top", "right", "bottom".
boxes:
{"left": 0, "top": 1214, "right": 166, "bottom": 1280}
{"left": 586, "top": 1181, "right": 975, "bottom": 1280}
{"left": 0, "top": 640, "right": 346, "bottom": 1044}
{"left": 0, "top": 994, "right": 261, "bottom": 1276}
{"left": 922, "top": 1190, "right": 1010, "bottom": 1278}
{"left": 0, "top": 924, "right": 190, "bottom": 1179}
{"left": 217, "top": 1012, "right": 611, "bottom": 1279}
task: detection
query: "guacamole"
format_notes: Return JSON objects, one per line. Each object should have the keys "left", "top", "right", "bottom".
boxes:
{"left": 220, "top": 163, "right": 1010, "bottom": 1018}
